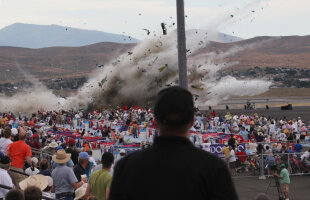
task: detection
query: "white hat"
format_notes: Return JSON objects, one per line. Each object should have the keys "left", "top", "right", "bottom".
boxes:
{"left": 120, "top": 149, "right": 126, "bottom": 154}
{"left": 48, "top": 142, "right": 58, "bottom": 148}
{"left": 74, "top": 185, "right": 87, "bottom": 200}
{"left": 46, "top": 176, "right": 53, "bottom": 187}
{"left": 11, "top": 128, "right": 18, "bottom": 136}
{"left": 19, "top": 175, "right": 48, "bottom": 191}
{"left": 52, "top": 149, "right": 71, "bottom": 164}
{"left": 31, "top": 157, "right": 39, "bottom": 164}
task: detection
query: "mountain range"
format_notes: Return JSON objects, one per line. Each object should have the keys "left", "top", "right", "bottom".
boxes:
{"left": 0, "top": 23, "right": 138, "bottom": 48}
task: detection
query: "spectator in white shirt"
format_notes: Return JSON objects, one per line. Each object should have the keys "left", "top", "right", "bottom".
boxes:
{"left": 0, "top": 127, "right": 12, "bottom": 154}
{"left": 25, "top": 157, "right": 40, "bottom": 176}
{"left": 0, "top": 153, "right": 14, "bottom": 199}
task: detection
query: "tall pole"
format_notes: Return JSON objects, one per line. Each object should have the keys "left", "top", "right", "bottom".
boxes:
{"left": 176, "top": 0, "right": 188, "bottom": 89}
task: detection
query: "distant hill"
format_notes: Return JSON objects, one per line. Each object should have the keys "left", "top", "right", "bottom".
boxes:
{"left": 192, "top": 35, "right": 310, "bottom": 69}
{"left": 0, "top": 23, "right": 138, "bottom": 48}
{"left": 0, "top": 35, "right": 310, "bottom": 83}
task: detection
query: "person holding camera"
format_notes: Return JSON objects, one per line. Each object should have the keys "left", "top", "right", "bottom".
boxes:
{"left": 274, "top": 163, "right": 290, "bottom": 200}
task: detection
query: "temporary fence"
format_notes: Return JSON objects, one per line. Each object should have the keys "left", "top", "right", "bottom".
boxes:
{"left": 226, "top": 152, "right": 310, "bottom": 178}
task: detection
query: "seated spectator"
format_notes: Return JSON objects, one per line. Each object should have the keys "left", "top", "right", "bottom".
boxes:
{"left": 25, "top": 157, "right": 40, "bottom": 176}
{"left": 24, "top": 186, "right": 42, "bottom": 200}
{"left": 0, "top": 153, "right": 14, "bottom": 199}
{"left": 43, "top": 176, "right": 55, "bottom": 199}
{"left": 38, "top": 159, "right": 51, "bottom": 177}
{"left": 19, "top": 175, "right": 48, "bottom": 191}
{"left": 74, "top": 184, "right": 87, "bottom": 200}
{"left": 5, "top": 189, "right": 24, "bottom": 200}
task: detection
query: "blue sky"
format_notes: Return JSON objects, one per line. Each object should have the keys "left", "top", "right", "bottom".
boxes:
{"left": 0, "top": 0, "right": 309, "bottom": 40}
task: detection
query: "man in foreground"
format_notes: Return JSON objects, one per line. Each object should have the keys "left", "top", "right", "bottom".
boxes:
{"left": 109, "top": 86, "right": 238, "bottom": 200}
{"left": 86, "top": 152, "right": 114, "bottom": 200}
{"left": 274, "top": 163, "right": 290, "bottom": 200}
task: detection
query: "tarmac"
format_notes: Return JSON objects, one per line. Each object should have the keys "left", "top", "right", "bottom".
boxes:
{"left": 234, "top": 175, "right": 310, "bottom": 200}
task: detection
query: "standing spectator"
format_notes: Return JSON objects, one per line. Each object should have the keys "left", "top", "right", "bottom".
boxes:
{"left": 294, "top": 140, "right": 303, "bottom": 154}
{"left": 0, "top": 127, "right": 12, "bottom": 154}
{"left": 109, "top": 87, "right": 238, "bottom": 200}
{"left": 229, "top": 146, "right": 237, "bottom": 175}
{"left": 5, "top": 189, "right": 24, "bottom": 200}
{"left": 74, "top": 152, "right": 89, "bottom": 182}
{"left": 7, "top": 128, "right": 32, "bottom": 185}
{"left": 240, "top": 127, "right": 249, "bottom": 142}
{"left": 29, "top": 134, "right": 41, "bottom": 149}
{"left": 66, "top": 139, "right": 79, "bottom": 165}
{"left": 222, "top": 143, "right": 231, "bottom": 166}
{"left": 86, "top": 152, "right": 114, "bottom": 200}
{"left": 38, "top": 159, "right": 51, "bottom": 177}
{"left": 52, "top": 149, "right": 84, "bottom": 200}
{"left": 274, "top": 163, "right": 290, "bottom": 200}
{"left": 0, "top": 153, "right": 14, "bottom": 199}
{"left": 25, "top": 157, "right": 40, "bottom": 176}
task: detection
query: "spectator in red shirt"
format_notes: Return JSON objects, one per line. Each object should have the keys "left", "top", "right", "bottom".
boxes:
{"left": 30, "top": 134, "right": 41, "bottom": 149}
{"left": 7, "top": 127, "right": 32, "bottom": 185}
{"left": 211, "top": 110, "right": 217, "bottom": 117}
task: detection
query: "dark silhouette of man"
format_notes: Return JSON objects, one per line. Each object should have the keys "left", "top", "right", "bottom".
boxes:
{"left": 109, "top": 86, "right": 238, "bottom": 200}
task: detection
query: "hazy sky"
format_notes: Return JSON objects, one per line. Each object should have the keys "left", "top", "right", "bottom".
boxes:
{"left": 0, "top": 0, "right": 309, "bottom": 39}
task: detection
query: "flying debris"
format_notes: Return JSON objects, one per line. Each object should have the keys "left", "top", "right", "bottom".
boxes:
{"left": 230, "top": 14, "right": 234, "bottom": 18}
{"left": 96, "top": 64, "right": 104, "bottom": 68}
{"left": 194, "top": 95, "right": 199, "bottom": 101}
{"left": 158, "top": 64, "right": 168, "bottom": 72}
{"left": 142, "top": 29, "right": 151, "bottom": 35}
{"left": 251, "top": 10, "right": 255, "bottom": 13}
{"left": 161, "top": 23, "right": 167, "bottom": 35}
{"left": 191, "top": 85, "right": 204, "bottom": 91}
{"left": 141, "top": 69, "right": 146, "bottom": 73}
{"left": 128, "top": 52, "right": 133, "bottom": 55}
{"left": 65, "top": 28, "right": 68, "bottom": 31}
{"left": 139, "top": 13, "right": 142, "bottom": 16}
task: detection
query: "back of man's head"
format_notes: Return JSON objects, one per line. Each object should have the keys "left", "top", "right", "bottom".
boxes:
{"left": 154, "top": 86, "right": 194, "bottom": 135}
{"left": 6, "top": 189, "right": 25, "bottom": 200}
{"left": 24, "top": 186, "right": 42, "bottom": 200}
{"left": 101, "top": 152, "right": 114, "bottom": 168}
{"left": 4, "top": 127, "right": 11, "bottom": 138}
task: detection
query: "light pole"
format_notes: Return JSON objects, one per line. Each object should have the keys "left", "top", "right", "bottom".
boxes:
{"left": 176, "top": 0, "right": 188, "bottom": 89}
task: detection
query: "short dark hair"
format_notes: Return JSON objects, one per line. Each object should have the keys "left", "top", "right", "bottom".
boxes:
{"left": 3, "top": 127, "right": 11, "bottom": 138}
{"left": 24, "top": 186, "right": 42, "bottom": 200}
{"left": 6, "top": 189, "right": 25, "bottom": 200}
{"left": 154, "top": 86, "right": 194, "bottom": 127}
{"left": 40, "top": 159, "right": 49, "bottom": 170}
{"left": 101, "top": 152, "right": 114, "bottom": 168}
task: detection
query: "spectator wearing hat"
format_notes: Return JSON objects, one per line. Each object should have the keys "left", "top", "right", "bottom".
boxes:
{"left": 19, "top": 174, "right": 48, "bottom": 191}
{"left": 0, "top": 153, "right": 14, "bottom": 199}
{"left": 7, "top": 127, "right": 32, "bottom": 186}
{"left": 109, "top": 86, "right": 238, "bottom": 200}
{"left": 25, "top": 157, "right": 40, "bottom": 176}
{"left": 74, "top": 152, "right": 90, "bottom": 182}
{"left": 0, "top": 127, "right": 12, "bottom": 154}
{"left": 52, "top": 149, "right": 84, "bottom": 200}
{"left": 43, "top": 176, "right": 55, "bottom": 199}
{"left": 274, "top": 163, "right": 290, "bottom": 200}
{"left": 66, "top": 139, "right": 79, "bottom": 165}
{"left": 85, "top": 152, "right": 114, "bottom": 200}
{"left": 52, "top": 146, "right": 74, "bottom": 169}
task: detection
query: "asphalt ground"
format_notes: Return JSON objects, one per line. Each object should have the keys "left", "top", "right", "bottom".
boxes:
{"left": 233, "top": 175, "right": 310, "bottom": 200}
{"left": 210, "top": 106, "right": 310, "bottom": 123}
